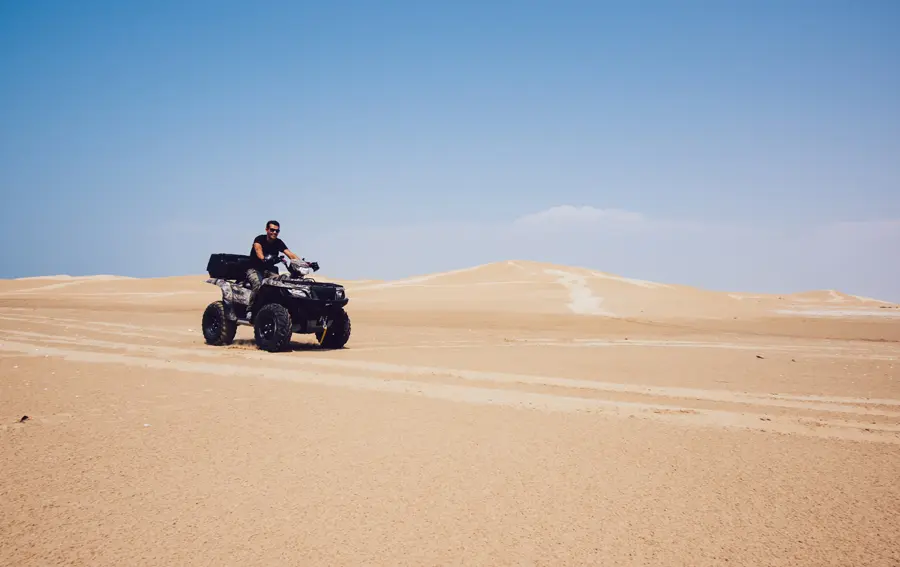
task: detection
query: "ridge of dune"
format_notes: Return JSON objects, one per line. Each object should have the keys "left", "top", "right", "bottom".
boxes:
{"left": 787, "top": 289, "right": 893, "bottom": 305}
{"left": 352, "top": 260, "right": 896, "bottom": 304}
{"left": 14, "top": 274, "right": 136, "bottom": 281}
{"left": 3, "top": 261, "right": 896, "bottom": 318}
{"left": 3, "top": 259, "right": 891, "bottom": 303}
{"left": 344, "top": 260, "right": 899, "bottom": 320}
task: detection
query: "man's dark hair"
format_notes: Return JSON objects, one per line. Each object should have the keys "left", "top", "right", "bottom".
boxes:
{"left": 266, "top": 220, "right": 280, "bottom": 228}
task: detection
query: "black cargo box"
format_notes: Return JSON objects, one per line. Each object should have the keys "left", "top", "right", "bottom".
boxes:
{"left": 206, "top": 253, "right": 253, "bottom": 280}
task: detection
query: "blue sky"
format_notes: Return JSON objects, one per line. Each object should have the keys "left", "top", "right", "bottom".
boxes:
{"left": 1, "top": 0, "right": 898, "bottom": 300}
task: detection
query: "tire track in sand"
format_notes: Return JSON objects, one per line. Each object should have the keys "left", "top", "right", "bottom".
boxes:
{"left": 2, "top": 328, "right": 899, "bottom": 444}
{"left": 0, "top": 330, "right": 900, "bottom": 417}
{"left": 2, "top": 312, "right": 895, "bottom": 359}
{"left": 3, "top": 325, "right": 899, "bottom": 412}
{"left": 4, "top": 327, "right": 899, "bottom": 416}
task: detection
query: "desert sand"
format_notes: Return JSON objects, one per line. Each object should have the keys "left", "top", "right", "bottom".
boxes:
{"left": 2, "top": 260, "right": 899, "bottom": 566}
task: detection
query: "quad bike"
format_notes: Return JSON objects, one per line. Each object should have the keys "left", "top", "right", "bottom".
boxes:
{"left": 201, "top": 252, "right": 350, "bottom": 352}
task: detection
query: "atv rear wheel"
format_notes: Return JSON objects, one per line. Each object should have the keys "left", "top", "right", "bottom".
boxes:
{"left": 254, "top": 303, "right": 293, "bottom": 352}
{"left": 316, "top": 309, "right": 351, "bottom": 349}
{"left": 202, "top": 301, "right": 237, "bottom": 345}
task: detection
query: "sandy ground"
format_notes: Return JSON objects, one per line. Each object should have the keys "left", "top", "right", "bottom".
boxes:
{"left": 1, "top": 261, "right": 899, "bottom": 566}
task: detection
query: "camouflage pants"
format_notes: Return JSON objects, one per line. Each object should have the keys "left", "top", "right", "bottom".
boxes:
{"left": 245, "top": 268, "right": 277, "bottom": 294}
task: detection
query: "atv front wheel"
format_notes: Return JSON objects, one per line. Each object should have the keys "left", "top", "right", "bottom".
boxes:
{"left": 316, "top": 309, "right": 351, "bottom": 349}
{"left": 254, "top": 303, "right": 293, "bottom": 352}
{"left": 202, "top": 301, "right": 237, "bottom": 345}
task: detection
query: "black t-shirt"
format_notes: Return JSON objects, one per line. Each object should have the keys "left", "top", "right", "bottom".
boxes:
{"left": 249, "top": 234, "right": 287, "bottom": 268}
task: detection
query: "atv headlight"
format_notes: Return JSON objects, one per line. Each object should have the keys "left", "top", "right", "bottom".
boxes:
{"left": 335, "top": 287, "right": 345, "bottom": 299}
{"left": 288, "top": 287, "right": 310, "bottom": 298}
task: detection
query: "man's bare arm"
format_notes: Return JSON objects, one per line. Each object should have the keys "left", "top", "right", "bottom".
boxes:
{"left": 282, "top": 248, "right": 299, "bottom": 260}
{"left": 253, "top": 242, "right": 266, "bottom": 260}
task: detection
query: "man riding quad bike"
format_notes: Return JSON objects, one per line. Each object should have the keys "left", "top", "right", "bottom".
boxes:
{"left": 201, "top": 252, "right": 351, "bottom": 352}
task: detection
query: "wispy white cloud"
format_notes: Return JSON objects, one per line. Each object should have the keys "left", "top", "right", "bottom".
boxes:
{"left": 513, "top": 205, "right": 646, "bottom": 226}
{"left": 510, "top": 205, "right": 704, "bottom": 234}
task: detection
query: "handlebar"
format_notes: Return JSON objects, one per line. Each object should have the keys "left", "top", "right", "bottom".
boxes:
{"left": 277, "top": 255, "right": 319, "bottom": 273}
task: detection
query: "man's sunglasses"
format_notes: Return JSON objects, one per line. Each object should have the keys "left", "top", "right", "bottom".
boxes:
{"left": 268, "top": 227, "right": 280, "bottom": 233}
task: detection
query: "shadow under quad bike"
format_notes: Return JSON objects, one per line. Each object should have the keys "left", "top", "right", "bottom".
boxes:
{"left": 201, "top": 252, "right": 351, "bottom": 352}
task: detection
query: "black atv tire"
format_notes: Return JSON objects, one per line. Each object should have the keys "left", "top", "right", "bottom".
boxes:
{"left": 202, "top": 301, "right": 237, "bottom": 346}
{"left": 316, "top": 309, "right": 351, "bottom": 349}
{"left": 253, "top": 303, "right": 293, "bottom": 352}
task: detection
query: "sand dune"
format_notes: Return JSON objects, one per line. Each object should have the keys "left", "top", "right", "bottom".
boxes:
{"left": 2, "top": 260, "right": 899, "bottom": 565}
{"left": 12, "top": 274, "right": 137, "bottom": 281}
{"left": 341, "top": 260, "right": 899, "bottom": 320}
{"left": 6, "top": 260, "right": 896, "bottom": 320}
